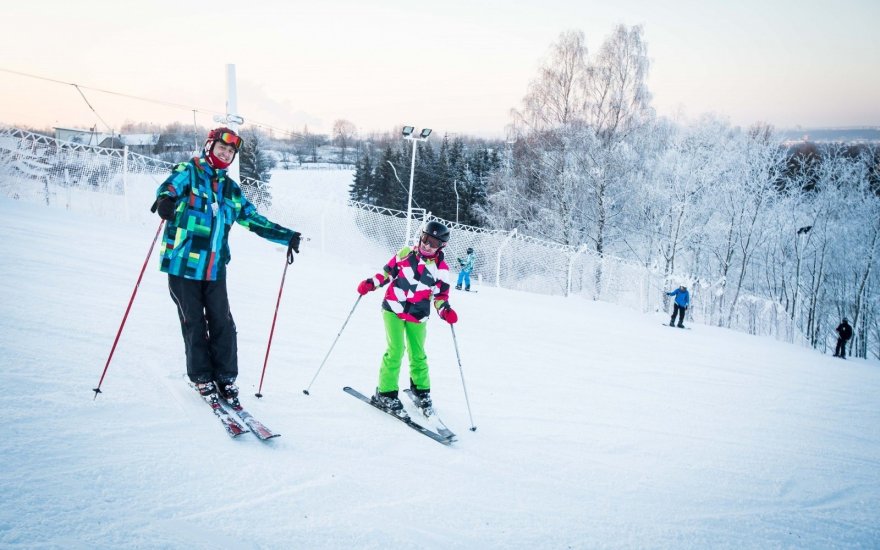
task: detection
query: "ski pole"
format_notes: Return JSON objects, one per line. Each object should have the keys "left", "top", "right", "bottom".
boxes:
{"left": 93, "top": 219, "right": 165, "bottom": 399}
{"left": 450, "top": 324, "right": 477, "bottom": 431}
{"left": 302, "top": 295, "right": 362, "bottom": 395}
{"left": 255, "top": 256, "right": 292, "bottom": 398}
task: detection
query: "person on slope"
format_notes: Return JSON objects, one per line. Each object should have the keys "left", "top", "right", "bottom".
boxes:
{"left": 153, "top": 127, "right": 301, "bottom": 401}
{"left": 666, "top": 284, "right": 690, "bottom": 328}
{"left": 356, "top": 221, "right": 458, "bottom": 419}
{"left": 833, "top": 318, "right": 853, "bottom": 359}
{"left": 455, "top": 247, "right": 476, "bottom": 291}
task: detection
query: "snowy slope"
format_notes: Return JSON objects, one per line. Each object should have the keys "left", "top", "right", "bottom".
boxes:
{"left": 1, "top": 190, "right": 879, "bottom": 549}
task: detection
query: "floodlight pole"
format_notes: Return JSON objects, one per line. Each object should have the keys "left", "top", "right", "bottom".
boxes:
{"left": 453, "top": 178, "right": 460, "bottom": 224}
{"left": 405, "top": 139, "right": 418, "bottom": 244}
{"left": 402, "top": 126, "right": 431, "bottom": 246}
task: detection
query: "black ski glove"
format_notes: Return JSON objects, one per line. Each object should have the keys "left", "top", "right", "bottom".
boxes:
{"left": 287, "top": 232, "right": 302, "bottom": 264}
{"left": 156, "top": 196, "right": 177, "bottom": 221}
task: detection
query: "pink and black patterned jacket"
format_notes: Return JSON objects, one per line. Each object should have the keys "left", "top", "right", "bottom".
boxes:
{"left": 370, "top": 246, "right": 451, "bottom": 323}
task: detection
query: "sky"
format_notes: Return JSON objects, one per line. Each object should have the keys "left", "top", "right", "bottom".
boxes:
{"left": 2, "top": 0, "right": 879, "bottom": 138}
{"left": 1, "top": 168, "right": 879, "bottom": 547}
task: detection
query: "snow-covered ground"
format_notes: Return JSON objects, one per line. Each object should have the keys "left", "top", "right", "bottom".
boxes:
{"left": 1, "top": 170, "right": 879, "bottom": 548}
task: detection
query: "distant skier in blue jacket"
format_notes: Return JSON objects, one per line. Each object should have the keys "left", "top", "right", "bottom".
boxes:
{"left": 455, "top": 247, "right": 476, "bottom": 291}
{"left": 666, "top": 285, "right": 690, "bottom": 328}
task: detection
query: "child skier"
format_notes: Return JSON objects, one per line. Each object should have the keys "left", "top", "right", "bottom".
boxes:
{"left": 456, "top": 247, "right": 476, "bottom": 291}
{"left": 355, "top": 221, "right": 458, "bottom": 419}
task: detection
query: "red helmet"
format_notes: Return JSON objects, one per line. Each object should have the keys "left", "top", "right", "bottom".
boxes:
{"left": 204, "top": 127, "right": 242, "bottom": 169}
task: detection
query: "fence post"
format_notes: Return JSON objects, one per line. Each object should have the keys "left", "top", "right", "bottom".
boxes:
{"left": 320, "top": 201, "right": 327, "bottom": 255}
{"left": 567, "top": 244, "right": 587, "bottom": 297}
{"left": 495, "top": 228, "right": 517, "bottom": 288}
{"left": 122, "top": 145, "right": 130, "bottom": 221}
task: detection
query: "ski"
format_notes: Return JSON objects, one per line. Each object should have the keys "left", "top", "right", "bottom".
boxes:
{"left": 403, "top": 389, "right": 457, "bottom": 442}
{"left": 661, "top": 323, "right": 691, "bottom": 330}
{"left": 189, "top": 383, "right": 249, "bottom": 438}
{"left": 220, "top": 397, "right": 280, "bottom": 440}
{"left": 343, "top": 386, "right": 454, "bottom": 446}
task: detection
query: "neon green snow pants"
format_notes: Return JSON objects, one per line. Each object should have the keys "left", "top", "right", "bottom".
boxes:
{"left": 378, "top": 309, "right": 431, "bottom": 393}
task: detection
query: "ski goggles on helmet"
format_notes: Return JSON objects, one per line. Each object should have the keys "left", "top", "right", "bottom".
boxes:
{"left": 215, "top": 131, "right": 242, "bottom": 151}
{"left": 420, "top": 233, "right": 444, "bottom": 249}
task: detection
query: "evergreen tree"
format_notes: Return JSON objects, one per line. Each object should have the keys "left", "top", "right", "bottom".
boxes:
{"left": 350, "top": 151, "right": 374, "bottom": 203}
{"left": 452, "top": 143, "right": 497, "bottom": 226}
{"left": 238, "top": 129, "right": 276, "bottom": 208}
{"left": 373, "top": 145, "right": 409, "bottom": 211}
{"left": 239, "top": 129, "right": 276, "bottom": 182}
{"left": 412, "top": 141, "right": 439, "bottom": 216}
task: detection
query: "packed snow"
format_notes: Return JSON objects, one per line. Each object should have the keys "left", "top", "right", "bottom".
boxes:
{"left": 1, "top": 168, "right": 878, "bottom": 549}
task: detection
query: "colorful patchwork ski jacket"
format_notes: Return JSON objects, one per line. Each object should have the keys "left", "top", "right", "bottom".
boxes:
{"left": 458, "top": 251, "right": 475, "bottom": 273}
{"left": 370, "top": 246, "right": 451, "bottom": 323}
{"left": 155, "top": 156, "right": 295, "bottom": 281}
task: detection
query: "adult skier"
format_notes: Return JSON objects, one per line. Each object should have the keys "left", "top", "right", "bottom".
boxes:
{"left": 666, "top": 285, "right": 690, "bottom": 328}
{"left": 834, "top": 318, "right": 853, "bottom": 359}
{"left": 153, "top": 127, "right": 301, "bottom": 399}
{"left": 356, "top": 221, "right": 458, "bottom": 418}
{"left": 455, "top": 247, "right": 476, "bottom": 291}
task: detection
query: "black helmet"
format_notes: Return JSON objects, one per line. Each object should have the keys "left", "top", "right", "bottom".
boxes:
{"left": 467, "top": 247, "right": 473, "bottom": 254}
{"left": 422, "top": 221, "right": 450, "bottom": 243}
{"left": 843, "top": 318, "right": 849, "bottom": 323}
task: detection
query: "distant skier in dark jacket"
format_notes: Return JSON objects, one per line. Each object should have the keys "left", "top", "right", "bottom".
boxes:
{"left": 666, "top": 285, "right": 690, "bottom": 328}
{"left": 834, "top": 318, "right": 853, "bottom": 359}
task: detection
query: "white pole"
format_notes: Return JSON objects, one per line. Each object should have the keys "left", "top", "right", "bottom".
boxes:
{"left": 225, "top": 64, "right": 241, "bottom": 182}
{"left": 453, "top": 178, "right": 460, "bottom": 223}
{"left": 122, "top": 145, "right": 130, "bottom": 222}
{"left": 567, "top": 244, "right": 586, "bottom": 297}
{"left": 496, "top": 228, "right": 517, "bottom": 288}
{"left": 404, "top": 138, "right": 417, "bottom": 246}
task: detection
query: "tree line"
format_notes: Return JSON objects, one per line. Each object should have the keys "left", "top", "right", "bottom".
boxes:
{"left": 21, "top": 22, "right": 877, "bottom": 359}
{"left": 481, "top": 26, "right": 879, "bottom": 359}
{"left": 348, "top": 135, "right": 502, "bottom": 226}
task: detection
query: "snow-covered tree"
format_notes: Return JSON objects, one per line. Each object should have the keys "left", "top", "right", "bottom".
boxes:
{"left": 332, "top": 119, "right": 357, "bottom": 164}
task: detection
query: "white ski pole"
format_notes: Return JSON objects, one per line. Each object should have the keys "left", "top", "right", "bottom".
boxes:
{"left": 450, "top": 324, "right": 477, "bottom": 431}
{"left": 303, "top": 295, "right": 363, "bottom": 395}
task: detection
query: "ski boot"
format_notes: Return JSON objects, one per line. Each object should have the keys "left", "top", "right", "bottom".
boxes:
{"left": 195, "top": 381, "right": 217, "bottom": 397}
{"left": 372, "top": 389, "right": 409, "bottom": 420}
{"left": 215, "top": 380, "right": 240, "bottom": 405}
{"left": 409, "top": 386, "right": 434, "bottom": 417}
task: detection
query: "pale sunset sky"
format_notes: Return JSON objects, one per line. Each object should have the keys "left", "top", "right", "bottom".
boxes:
{"left": 2, "top": 0, "right": 878, "bottom": 138}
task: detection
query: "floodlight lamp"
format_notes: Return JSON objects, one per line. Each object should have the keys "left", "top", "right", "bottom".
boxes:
{"left": 420, "top": 128, "right": 432, "bottom": 138}
{"left": 402, "top": 126, "right": 415, "bottom": 137}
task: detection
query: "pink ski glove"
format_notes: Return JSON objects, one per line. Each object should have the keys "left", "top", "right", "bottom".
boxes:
{"left": 438, "top": 305, "right": 458, "bottom": 324}
{"left": 357, "top": 278, "right": 376, "bottom": 295}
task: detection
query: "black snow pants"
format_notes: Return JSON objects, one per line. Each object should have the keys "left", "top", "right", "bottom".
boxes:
{"left": 835, "top": 338, "right": 848, "bottom": 358}
{"left": 168, "top": 274, "right": 238, "bottom": 384}
{"left": 670, "top": 304, "right": 687, "bottom": 327}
